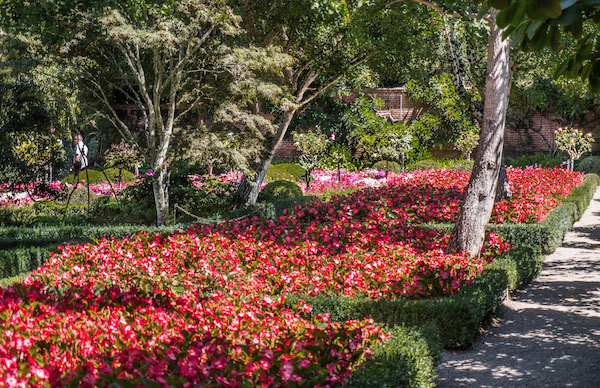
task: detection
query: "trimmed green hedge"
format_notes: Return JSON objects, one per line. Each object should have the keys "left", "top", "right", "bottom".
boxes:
{"left": 258, "top": 180, "right": 303, "bottom": 202}
{"left": 422, "top": 173, "right": 600, "bottom": 254}
{"left": 0, "top": 246, "right": 57, "bottom": 279}
{"left": 288, "top": 246, "right": 541, "bottom": 349}
{"left": 346, "top": 324, "right": 441, "bottom": 388}
{"left": 0, "top": 224, "right": 183, "bottom": 250}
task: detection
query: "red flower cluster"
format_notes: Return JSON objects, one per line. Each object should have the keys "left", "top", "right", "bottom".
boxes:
{"left": 0, "top": 279, "right": 385, "bottom": 387}
{"left": 0, "top": 168, "right": 580, "bottom": 386}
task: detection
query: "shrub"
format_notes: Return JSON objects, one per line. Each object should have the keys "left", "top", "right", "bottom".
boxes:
{"left": 505, "top": 152, "right": 564, "bottom": 168}
{"left": 56, "top": 186, "right": 98, "bottom": 207}
{"left": 0, "top": 224, "right": 181, "bottom": 250}
{"left": 264, "top": 163, "right": 307, "bottom": 183}
{"left": 346, "top": 324, "right": 441, "bottom": 388}
{"left": 576, "top": 155, "right": 600, "bottom": 174}
{"left": 0, "top": 245, "right": 56, "bottom": 278}
{"left": 103, "top": 167, "right": 137, "bottom": 183}
{"left": 62, "top": 169, "right": 107, "bottom": 184}
{"left": 373, "top": 160, "right": 404, "bottom": 174}
{"left": 258, "top": 180, "right": 303, "bottom": 202}
{"left": 449, "top": 160, "right": 474, "bottom": 172}
{"left": 411, "top": 160, "right": 442, "bottom": 171}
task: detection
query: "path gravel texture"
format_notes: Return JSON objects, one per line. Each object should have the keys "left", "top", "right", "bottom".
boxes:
{"left": 436, "top": 188, "right": 600, "bottom": 388}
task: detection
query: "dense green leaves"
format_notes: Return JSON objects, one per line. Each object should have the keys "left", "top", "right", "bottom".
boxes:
{"left": 490, "top": 0, "right": 600, "bottom": 92}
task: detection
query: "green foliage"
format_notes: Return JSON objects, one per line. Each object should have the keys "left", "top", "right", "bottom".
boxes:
{"left": 405, "top": 74, "right": 480, "bottom": 147}
{"left": 103, "top": 168, "right": 136, "bottom": 183}
{"left": 344, "top": 95, "right": 416, "bottom": 164}
{"left": 346, "top": 324, "right": 441, "bottom": 388}
{"left": 373, "top": 161, "right": 403, "bottom": 174}
{"left": 0, "top": 272, "right": 30, "bottom": 288}
{"left": 104, "top": 140, "right": 140, "bottom": 172}
{"left": 0, "top": 77, "right": 67, "bottom": 182}
{"left": 258, "top": 180, "right": 303, "bottom": 202}
{"left": 576, "top": 155, "right": 600, "bottom": 174}
{"left": 265, "top": 163, "right": 307, "bottom": 183}
{"left": 62, "top": 169, "right": 107, "bottom": 185}
{"left": 410, "top": 160, "right": 443, "bottom": 171}
{"left": 320, "top": 143, "right": 356, "bottom": 172}
{"left": 56, "top": 186, "right": 98, "bottom": 207}
{"left": 493, "top": 0, "right": 600, "bottom": 92}
{"left": 293, "top": 129, "right": 330, "bottom": 176}
{"left": 449, "top": 160, "right": 474, "bottom": 172}
{"left": 0, "top": 204, "right": 89, "bottom": 227}
{"left": 0, "top": 224, "right": 182, "bottom": 250}
{"left": 505, "top": 152, "right": 564, "bottom": 168}
{"left": 0, "top": 245, "right": 56, "bottom": 279}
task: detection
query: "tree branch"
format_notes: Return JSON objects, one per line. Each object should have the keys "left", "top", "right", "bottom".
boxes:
{"left": 386, "top": 0, "right": 482, "bottom": 20}
{"left": 300, "top": 57, "right": 369, "bottom": 107}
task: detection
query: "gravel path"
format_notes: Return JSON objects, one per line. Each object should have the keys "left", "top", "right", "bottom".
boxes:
{"left": 436, "top": 189, "right": 600, "bottom": 388}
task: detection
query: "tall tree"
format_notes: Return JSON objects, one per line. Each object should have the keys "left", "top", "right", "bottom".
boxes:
{"left": 1, "top": 0, "right": 285, "bottom": 225}
{"left": 232, "top": 0, "right": 371, "bottom": 206}
{"left": 384, "top": 0, "right": 512, "bottom": 256}
{"left": 445, "top": 9, "right": 511, "bottom": 255}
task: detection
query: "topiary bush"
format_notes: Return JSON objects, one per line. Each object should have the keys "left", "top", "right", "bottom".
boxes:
{"left": 62, "top": 169, "right": 107, "bottom": 185}
{"left": 449, "top": 160, "right": 474, "bottom": 172}
{"left": 372, "top": 160, "right": 404, "bottom": 174}
{"left": 258, "top": 180, "right": 303, "bottom": 202}
{"left": 410, "top": 160, "right": 442, "bottom": 171}
{"left": 576, "top": 155, "right": 600, "bottom": 174}
{"left": 265, "top": 163, "right": 307, "bottom": 183}
{"left": 103, "top": 168, "right": 137, "bottom": 183}
{"left": 346, "top": 324, "right": 441, "bottom": 388}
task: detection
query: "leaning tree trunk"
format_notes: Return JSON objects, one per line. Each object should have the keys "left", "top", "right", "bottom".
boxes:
{"left": 152, "top": 162, "right": 170, "bottom": 226}
{"left": 445, "top": 11, "right": 511, "bottom": 257}
{"left": 235, "top": 110, "right": 296, "bottom": 206}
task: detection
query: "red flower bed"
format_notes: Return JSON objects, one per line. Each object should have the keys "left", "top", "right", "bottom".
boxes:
{"left": 0, "top": 168, "right": 580, "bottom": 386}
{"left": 0, "top": 281, "right": 384, "bottom": 387}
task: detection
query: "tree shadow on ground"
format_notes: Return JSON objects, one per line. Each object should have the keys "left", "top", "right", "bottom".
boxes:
{"left": 437, "top": 196, "right": 600, "bottom": 387}
{"left": 436, "top": 296, "right": 600, "bottom": 387}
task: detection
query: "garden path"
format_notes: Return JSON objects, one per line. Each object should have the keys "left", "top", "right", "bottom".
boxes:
{"left": 436, "top": 188, "right": 600, "bottom": 387}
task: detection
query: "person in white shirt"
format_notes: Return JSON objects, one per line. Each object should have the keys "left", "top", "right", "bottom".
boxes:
{"left": 73, "top": 132, "right": 88, "bottom": 171}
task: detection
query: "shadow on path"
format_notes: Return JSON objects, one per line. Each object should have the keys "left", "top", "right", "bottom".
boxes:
{"left": 436, "top": 188, "right": 600, "bottom": 387}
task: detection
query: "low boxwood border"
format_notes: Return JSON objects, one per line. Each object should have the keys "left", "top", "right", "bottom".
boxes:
{"left": 346, "top": 323, "right": 441, "bottom": 388}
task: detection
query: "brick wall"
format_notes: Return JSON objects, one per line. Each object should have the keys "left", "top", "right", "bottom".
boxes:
{"left": 505, "top": 112, "right": 600, "bottom": 156}
{"left": 274, "top": 139, "right": 301, "bottom": 161}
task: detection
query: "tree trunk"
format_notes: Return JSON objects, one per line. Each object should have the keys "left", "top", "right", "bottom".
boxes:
{"left": 495, "top": 157, "right": 512, "bottom": 202}
{"left": 152, "top": 163, "right": 170, "bottom": 226}
{"left": 446, "top": 11, "right": 510, "bottom": 257}
{"left": 235, "top": 110, "right": 296, "bottom": 206}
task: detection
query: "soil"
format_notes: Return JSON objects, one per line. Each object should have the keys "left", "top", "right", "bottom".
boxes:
{"left": 436, "top": 190, "right": 600, "bottom": 388}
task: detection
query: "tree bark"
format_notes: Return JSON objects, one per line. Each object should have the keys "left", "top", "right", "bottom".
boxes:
{"left": 495, "top": 157, "right": 512, "bottom": 202}
{"left": 445, "top": 11, "right": 510, "bottom": 257}
{"left": 152, "top": 163, "right": 170, "bottom": 226}
{"left": 235, "top": 110, "right": 296, "bottom": 206}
